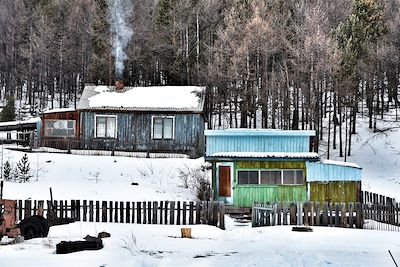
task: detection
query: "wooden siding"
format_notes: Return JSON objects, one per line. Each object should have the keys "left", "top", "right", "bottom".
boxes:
{"left": 206, "top": 136, "right": 311, "bottom": 156}
{"left": 80, "top": 111, "right": 204, "bottom": 157}
{"left": 234, "top": 185, "right": 307, "bottom": 207}
{"left": 310, "top": 181, "right": 361, "bottom": 203}
{"left": 233, "top": 160, "right": 308, "bottom": 207}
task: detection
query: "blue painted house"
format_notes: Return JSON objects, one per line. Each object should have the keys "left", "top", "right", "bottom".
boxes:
{"left": 40, "top": 85, "right": 206, "bottom": 158}
{"left": 205, "top": 129, "right": 362, "bottom": 207}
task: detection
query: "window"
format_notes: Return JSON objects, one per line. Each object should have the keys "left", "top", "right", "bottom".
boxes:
{"left": 95, "top": 115, "right": 116, "bottom": 138}
{"left": 237, "top": 169, "right": 304, "bottom": 185}
{"left": 45, "top": 120, "right": 76, "bottom": 137}
{"left": 152, "top": 117, "right": 174, "bottom": 139}
{"left": 260, "top": 170, "right": 281, "bottom": 185}
{"left": 238, "top": 170, "right": 259, "bottom": 184}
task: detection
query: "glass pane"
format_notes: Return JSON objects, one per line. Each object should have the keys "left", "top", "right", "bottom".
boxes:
{"left": 295, "top": 170, "right": 304, "bottom": 185}
{"left": 67, "top": 120, "right": 74, "bottom": 128}
{"left": 248, "top": 171, "right": 259, "bottom": 184}
{"left": 153, "top": 118, "right": 163, "bottom": 139}
{"left": 53, "top": 129, "right": 67, "bottom": 136}
{"left": 261, "top": 171, "right": 281, "bottom": 185}
{"left": 96, "top": 118, "right": 106, "bottom": 138}
{"left": 237, "top": 171, "right": 248, "bottom": 184}
{"left": 163, "top": 118, "right": 173, "bottom": 139}
{"left": 106, "top": 117, "right": 116, "bottom": 138}
{"left": 282, "top": 170, "right": 295, "bottom": 184}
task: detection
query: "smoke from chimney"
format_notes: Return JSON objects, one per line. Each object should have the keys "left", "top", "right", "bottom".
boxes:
{"left": 108, "top": 0, "right": 133, "bottom": 79}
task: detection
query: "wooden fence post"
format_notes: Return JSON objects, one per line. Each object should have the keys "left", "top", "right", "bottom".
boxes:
{"left": 109, "top": 201, "right": 113, "bottom": 223}
{"left": 322, "top": 202, "right": 329, "bottom": 226}
{"left": 137, "top": 202, "right": 142, "bottom": 224}
{"left": 126, "top": 202, "right": 130, "bottom": 223}
{"left": 189, "top": 201, "right": 194, "bottom": 225}
{"left": 170, "top": 201, "right": 175, "bottom": 225}
{"left": 355, "top": 202, "right": 363, "bottom": 229}
{"left": 102, "top": 201, "right": 107, "bottom": 222}
{"left": 95, "top": 201, "right": 100, "bottom": 222}
{"left": 89, "top": 201, "right": 94, "bottom": 222}
{"left": 120, "top": 201, "right": 124, "bottom": 223}
{"left": 153, "top": 201, "right": 158, "bottom": 224}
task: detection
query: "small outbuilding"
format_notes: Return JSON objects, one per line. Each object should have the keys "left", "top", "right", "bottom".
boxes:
{"left": 205, "top": 129, "right": 362, "bottom": 207}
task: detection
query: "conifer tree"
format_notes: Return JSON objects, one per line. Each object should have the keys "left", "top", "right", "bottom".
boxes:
{"left": 17, "top": 153, "right": 31, "bottom": 183}
{"left": 3, "top": 161, "right": 11, "bottom": 181}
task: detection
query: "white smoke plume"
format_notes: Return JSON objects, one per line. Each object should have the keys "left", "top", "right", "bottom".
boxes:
{"left": 108, "top": 0, "right": 133, "bottom": 78}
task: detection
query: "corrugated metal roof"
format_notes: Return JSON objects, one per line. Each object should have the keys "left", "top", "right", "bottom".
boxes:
{"left": 77, "top": 85, "right": 205, "bottom": 112}
{"left": 205, "top": 129, "right": 316, "bottom": 137}
{"left": 306, "top": 161, "right": 362, "bottom": 182}
{"left": 208, "top": 152, "right": 320, "bottom": 160}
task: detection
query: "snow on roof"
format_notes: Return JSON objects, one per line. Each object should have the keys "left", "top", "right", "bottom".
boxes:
{"left": 77, "top": 85, "right": 205, "bottom": 112}
{"left": 319, "top": 159, "right": 361, "bottom": 169}
{"left": 0, "top": 117, "right": 40, "bottom": 127}
{"left": 43, "top": 108, "right": 76, "bottom": 114}
{"left": 205, "top": 129, "right": 316, "bottom": 137}
{"left": 209, "top": 152, "right": 320, "bottom": 160}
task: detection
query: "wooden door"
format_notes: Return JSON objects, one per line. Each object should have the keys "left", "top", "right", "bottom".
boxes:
{"left": 219, "top": 166, "right": 231, "bottom": 197}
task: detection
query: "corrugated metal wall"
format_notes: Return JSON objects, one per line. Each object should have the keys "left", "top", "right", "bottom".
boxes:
{"left": 80, "top": 111, "right": 204, "bottom": 156}
{"left": 306, "top": 162, "right": 361, "bottom": 182}
{"left": 206, "top": 136, "right": 311, "bottom": 156}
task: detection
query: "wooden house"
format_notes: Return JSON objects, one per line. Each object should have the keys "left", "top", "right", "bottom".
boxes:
{"left": 40, "top": 85, "right": 205, "bottom": 158}
{"left": 205, "top": 129, "right": 362, "bottom": 207}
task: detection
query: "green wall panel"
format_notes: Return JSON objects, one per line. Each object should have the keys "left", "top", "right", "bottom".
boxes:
{"left": 233, "top": 160, "right": 308, "bottom": 207}
{"left": 234, "top": 185, "right": 307, "bottom": 207}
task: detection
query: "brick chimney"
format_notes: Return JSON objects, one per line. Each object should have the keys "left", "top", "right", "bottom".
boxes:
{"left": 115, "top": 80, "right": 124, "bottom": 91}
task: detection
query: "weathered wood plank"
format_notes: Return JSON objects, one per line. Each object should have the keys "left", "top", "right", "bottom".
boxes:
{"left": 120, "top": 201, "right": 124, "bottom": 223}
{"left": 82, "top": 200, "right": 87, "bottom": 222}
{"left": 102, "top": 201, "right": 107, "bottom": 222}
{"left": 335, "top": 203, "right": 340, "bottom": 227}
{"left": 109, "top": 201, "right": 113, "bottom": 223}
{"left": 170, "top": 201, "right": 175, "bottom": 225}
{"left": 147, "top": 201, "right": 152, "bottom": 224}
{"left": 189, "top": 201, "right": 194, "bottom": 225}
{"left": 126, "top": 202, "right": 130, "bottom": 223}
{"left": 315, "top": 202, "right": 320, "bottom": 226}
{"left": 182, "top": 201, "right": 187, "bottom": 225}
{"left": 142, "top": 201, "right": 146, "bottom": 224}
{"left": 152, "top": 201, "right": 158, "bottom": 224}
{"left": 195, "top": 202, "right": 201, "bottom": 224}
{"left": 89, "top": 201, "right": 94, "bottom": 222}
{"left": 137, "top": 202, "right": 142, "bottom": 224}
{"left": 114, "top": 201, "right": 119, "bottom": 223}
{"left": 95, "top": 201, "right": 100, "bottom": 222}
{"left": 340, "top": 203, "right": 347, "bottom": 227}
{"left": 322, "top": 202, "right": 329, "bottom": 226}
{"left": 131, "top": 202, "right": 135, "bottom": 224}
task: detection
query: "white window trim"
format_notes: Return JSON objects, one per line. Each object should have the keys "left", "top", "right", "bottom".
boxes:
{"left": 94, "top": 114, "right": 118, "bottom": 139}
{"left": 151, "top": 115, "right": 175, "bottom": 140}
{"left": 237, "top": 169, "right": 304, "bottom": 185}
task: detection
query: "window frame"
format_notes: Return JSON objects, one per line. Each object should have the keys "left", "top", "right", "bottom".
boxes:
{"left": 151, "top": 116, "right": 175, "bottom": 140}
{"left": 94, "top": 114, "right": 118, "bottom": 139}
{"left": 236, "top": 169, "right": 304, "bottom": 186}
{"left": 44, "top": 119, "right": 76, "bottom": 138}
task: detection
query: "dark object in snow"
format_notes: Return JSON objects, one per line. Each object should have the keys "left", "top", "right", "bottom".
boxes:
{"left": 131, "top": 182, "right": 139, "bottom": 186}
{"left": 56, "top": 236, "right": 103, "bottom": 254}
{"left": 98, "top": 231, "right": 111, "bottom": 238}
{"left": 45, "top": 160, "right": 52, "bottom": 163}
{"left": 18, "top": 215, "right": 49, "bottom": 240}
{"left": 292, "top": 226, "right": 313, "bottom": 232}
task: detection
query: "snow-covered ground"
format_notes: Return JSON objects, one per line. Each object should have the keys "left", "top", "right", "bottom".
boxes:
{"left": 1, "top": 222, "right": 400, "bottom": 267}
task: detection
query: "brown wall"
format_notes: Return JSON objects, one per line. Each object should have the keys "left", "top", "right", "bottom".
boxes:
{"left": 41, "top": 111, "right": 80, "bottom": 139}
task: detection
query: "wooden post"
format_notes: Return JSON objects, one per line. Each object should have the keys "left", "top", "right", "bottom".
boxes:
{"left": 277, "top": 202, "right": 282, "bottom": 225}
{"left": 120, "top": 201, "right": 124, "bottom": 223}
{"left": 60, "top": 201, "right": 64, "bottom": 219}
{"left": 322, "top": 202, "right": 329, "bottom": 226}
{"left": 88, "top": 201, "right": 94, "bottom": 222}
{"left": 340, "top": 203, "right": 347, "bottom": 227}
{"left": 219, "top": 201, "right": 225, "bottom": 230}
{"left": 181, "top": 228, "right": 192, "bottom": 238}
{"left": 114, "top": 201, "right": 119, "bottom": 223}
{"left": 195, "top": 202, "right": 201, "bottom": 224}
{"left": 95, "top": 201, "right": 100, "bottom": 222}
{"left": 304, "top": 202, "right": 309, "bottom": 226}
{"left": 24, "top": 200, "right": 32, "bottom": 219}
{"left": 152, "top": 201, "right": 158, "bottom": 224}
{"left": 290, "top": 202, "right": 296, "bottom": 225}
{"left": 147, "top": 201, "right": 152, "bottom": 224}
{"left": 189, "top": 201, "right": 194, "bottom": 225}
{"left": 355, "top": 202, "right": 363, "bottom": 229}
{"left": 142, "top": 201, "right": 146, "bottom": 224}
{"left": 82, "top": 200, "right": 87, "bottom": 222}
{"left": 159, "top": 201, "right": 163, "bottom": 224}
{"left": 177, "top": 201, "right": 181, "bottom": 225}
{"left": 315, "top": 202, "right": 320, "bottom": 226}
{"left": 182, "top": 201, "right": 187, "bottom": 225}
{"left": 131, "top": 202, "right": 135, "bottom": 224}
{"left": 126, "top": 202, "right": 130, "bottom": 223}
{"left": 349, "top": 202, "right": 354, "bottom": 228}
{"left": 76, "top": 200, "right": 81, "bottom": 221}
{"left": 38, "top": 200, "right": 44, "bottom": 217}
{"left": 282, "top": 202, "right": 288, "bottom": 225}
{"left": 137, "top": 202, "right": 142, "bottom": 224}
{"left": 164, "top": 201, "right": 169, "bottom": 225}
{"left": 170, "top": 201, "right": 175, "bottom": 225}
{"left": 109, "top": 201, "right": 113, "bottom": 223}
{"left": 102, "top": 201, "right": 107, "bottom": 222}
{"left": 334, "top": 203, "right": 340, "bottom": 227}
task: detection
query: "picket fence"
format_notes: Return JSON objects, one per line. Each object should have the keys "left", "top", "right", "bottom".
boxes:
{"left": 15, "top": 199, "right": 225, "bottom": 230}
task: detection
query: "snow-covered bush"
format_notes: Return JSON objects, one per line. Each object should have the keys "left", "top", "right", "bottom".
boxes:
{"left": 16, "top": 153, "right": 32, "bottom": 183}
{"left": 178, "top": 163, "right": 212, "bottom": 201}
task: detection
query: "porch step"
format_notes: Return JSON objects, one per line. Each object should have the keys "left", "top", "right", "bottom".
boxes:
{"left": 225, "top": 206, "right": 251, "bottom": 215}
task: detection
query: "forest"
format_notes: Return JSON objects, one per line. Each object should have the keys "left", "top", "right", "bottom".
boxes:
{"left": 0, "top": 0, "right": 400, "bottom": 158}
